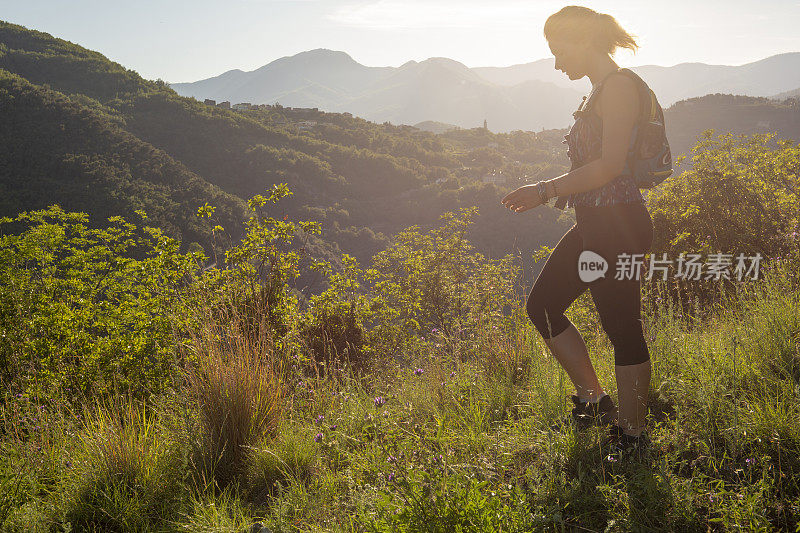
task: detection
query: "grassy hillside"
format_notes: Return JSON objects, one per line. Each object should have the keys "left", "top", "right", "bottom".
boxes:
{"left": 0, "top": 198, "right": 798, "bottom": 531}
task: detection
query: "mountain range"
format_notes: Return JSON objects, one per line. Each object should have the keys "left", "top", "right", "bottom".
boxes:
{"left": 172, "top": 49, "right": 800, "bottom": 132}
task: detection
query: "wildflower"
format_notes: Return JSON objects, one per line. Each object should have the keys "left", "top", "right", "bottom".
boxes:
{"left": 745, "top": 458, "right": 756, "bottom": 465}
{"left": 414, "top": 368, "right": 424, "bottom": 376}
{"left": 431, "top": 327, "right": 439, "bottom": 334}
{"left": 450, "top": 371, "right": 456, "bottom": 378}
{"left": 315, "top": 414, "right": 325, "bottom": 424}
{"left": 388, "top": 472, "right": 395, "bottom": 482}
{"left": 387, "top": 455, "right": 397, "bottom": 464}
{"left": 314, "top": 432, "right": 323, "bottom": 443}
{"left": 330, "top": 425, "right": 337, "bottom": 431}
{"left": 374, "top": 396, "right": 386, "bottom": 407}
{"left": 605, "top": 454, "right": 618, "bottom": 463}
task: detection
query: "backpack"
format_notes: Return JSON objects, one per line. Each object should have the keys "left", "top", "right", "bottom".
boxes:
{"left": 553, "top": 68, "right": 673, "bottom": 210}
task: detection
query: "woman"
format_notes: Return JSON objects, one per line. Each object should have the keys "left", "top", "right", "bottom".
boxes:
{"left": 501, "top": 6, "right": 655, "bottom": 458}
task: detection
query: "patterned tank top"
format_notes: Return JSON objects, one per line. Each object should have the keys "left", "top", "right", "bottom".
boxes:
{"left": 562, "top": 79, "right": 645, "bottom": 209}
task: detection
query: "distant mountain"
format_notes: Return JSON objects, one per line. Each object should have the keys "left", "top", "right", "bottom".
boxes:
{"left": 172, "top": 49, "right": 394, "bottom": 110}
{"left": 472, "top": 58, "right": 589, "bottom": 92}
{"left": 174, "top": 51, "right": 587, "bottom": 131}
{"left": 627, "top": 53, "right": 800, "bottom": 107}
{"left": 173, "top": 50, "right": 800, "bottom": 132}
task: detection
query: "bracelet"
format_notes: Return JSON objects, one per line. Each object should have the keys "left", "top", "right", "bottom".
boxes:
{"left": 536, "top": 181, "right": 549, "bottom": 204}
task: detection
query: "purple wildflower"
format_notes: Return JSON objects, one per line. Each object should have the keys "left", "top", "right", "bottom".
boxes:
{"left": 387, "top": 455, "right": 397, "bottom": 464}
{"left": 330, "top": 425, "right": 337, "bottom": 431}
{"left": 388, "top": 472, "right": 395, "bottom": 482}
{"left": 450, "top": 371, "right": 456, "bottom": 378}
{"left": 746, "top": 458, "right": 755, "bottom": 465}
{"left": 315, "top": 414, "right": 324, "bottom": 424}
{"left": 314, "top": 432, "right": 323, "bottom": 443}
{"left": 374, "top": 396, "right": 386, "bottom": 407}
{"left": 414, "top": 368, "right": 424, "bottom": 376}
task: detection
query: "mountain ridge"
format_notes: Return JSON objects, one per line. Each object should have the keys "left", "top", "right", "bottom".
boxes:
{"left": 173, "top": 49, "right": 800, "bottom": 132}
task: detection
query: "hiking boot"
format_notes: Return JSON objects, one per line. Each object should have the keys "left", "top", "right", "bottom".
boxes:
{"left": 601, "top": 423, "right": 650, "bottom": 462}
{"left": 550, "top": 393, "right": 616, "bottom": 431}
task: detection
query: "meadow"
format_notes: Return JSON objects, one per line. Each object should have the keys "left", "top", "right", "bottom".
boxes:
{"left": 1, "top": 175, "right": 799, "bottom": 532}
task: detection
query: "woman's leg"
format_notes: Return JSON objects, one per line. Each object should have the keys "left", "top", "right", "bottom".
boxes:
{"left": 580, "top": 202, "right": 654, "bottom": 436}
{"left": 527, "top": 224, "right": 606, "bottom": 401}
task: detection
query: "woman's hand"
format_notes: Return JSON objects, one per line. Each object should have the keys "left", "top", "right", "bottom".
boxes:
{"left": 500, "top": 184, "right": 544, "bottom": 213}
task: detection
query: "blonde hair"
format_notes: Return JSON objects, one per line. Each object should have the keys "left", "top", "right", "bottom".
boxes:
{"left": 544, "top": 6, "right": 639, "bottom": 56}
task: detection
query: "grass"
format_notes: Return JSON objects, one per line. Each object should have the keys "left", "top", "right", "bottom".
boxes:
{"left": 1, "top": 256, "right": 799, "bottom": 532}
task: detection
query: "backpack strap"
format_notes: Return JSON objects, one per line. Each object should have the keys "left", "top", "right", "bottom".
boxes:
{"left": 582, "top": 68, "right": 650, "bottom": 122}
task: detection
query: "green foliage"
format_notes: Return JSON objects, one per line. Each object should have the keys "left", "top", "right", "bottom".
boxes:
{"left": 197, "top": 183, "right": 324, "bottom": 342}
{"left": 365, "top": 207, "right": 519, "bottom": 362}
{"left": 648, "top": 130, "right": 799, "bottom": 258}
{"left": 299, "top": 253, "right": 372, "bottom": 373}
{"left": 0, "top": 206, "right": 201, "bottom": 399}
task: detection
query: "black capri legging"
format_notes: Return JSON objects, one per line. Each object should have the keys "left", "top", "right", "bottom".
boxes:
{"left": 526, "top": 201, "right": 654, "bottom": 366}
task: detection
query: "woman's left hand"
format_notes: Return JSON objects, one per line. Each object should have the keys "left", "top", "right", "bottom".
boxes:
{"left": 501, "top": 184, "right": 544, "bottom": 213}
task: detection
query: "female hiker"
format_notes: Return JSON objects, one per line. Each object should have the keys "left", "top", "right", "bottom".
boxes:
{"left": 501, "top": 5, "right": 656, "bottom": 459}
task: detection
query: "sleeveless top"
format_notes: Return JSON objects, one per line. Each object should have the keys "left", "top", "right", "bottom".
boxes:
{"left": 562, "top": 71, "right": 645, "bottom": 209}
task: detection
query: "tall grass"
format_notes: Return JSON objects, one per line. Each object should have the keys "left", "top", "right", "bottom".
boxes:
{"left": 61, "top": 399, "right": 182, "bottom": 532}
{"left": 184, "top": 292, "right": 285, "bottom": 490}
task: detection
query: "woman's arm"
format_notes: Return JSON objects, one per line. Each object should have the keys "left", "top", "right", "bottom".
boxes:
{"left": 545, "top": 74, "right": 640, "bottom": 198}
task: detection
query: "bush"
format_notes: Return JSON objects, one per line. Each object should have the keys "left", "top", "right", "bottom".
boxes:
{"left": 0, "top": 206, "right": 201, "bottom": 401}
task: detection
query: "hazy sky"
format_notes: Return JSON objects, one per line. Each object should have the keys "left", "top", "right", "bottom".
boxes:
{"left": 2, "top": 0, "right": 799, "bottom": 83}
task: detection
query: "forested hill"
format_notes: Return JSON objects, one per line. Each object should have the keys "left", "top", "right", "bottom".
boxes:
{"left": 664, "top": 93, "right": 800, "bottom": 157}
{"left": 0, "top": 70, "right": 246, "bottom": 246}
{"left": 0, "top": 20, "right": 573, "bottom": 274}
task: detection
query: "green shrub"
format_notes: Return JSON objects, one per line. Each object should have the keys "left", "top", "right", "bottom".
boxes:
{"left": 0, "top": 206, "right": 201, "bottom": 401}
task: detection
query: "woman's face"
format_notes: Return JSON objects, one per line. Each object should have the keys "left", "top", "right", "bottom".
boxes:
{"left": 548, "top": 37, "right": 589, "bottom": 80}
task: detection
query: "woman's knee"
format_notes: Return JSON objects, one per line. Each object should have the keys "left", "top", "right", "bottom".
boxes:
{"left": 526, "top": 292, "right": 569, "bottom": 339}
{"left": 603, "top": 317, "right": 650, "bottom": 365}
